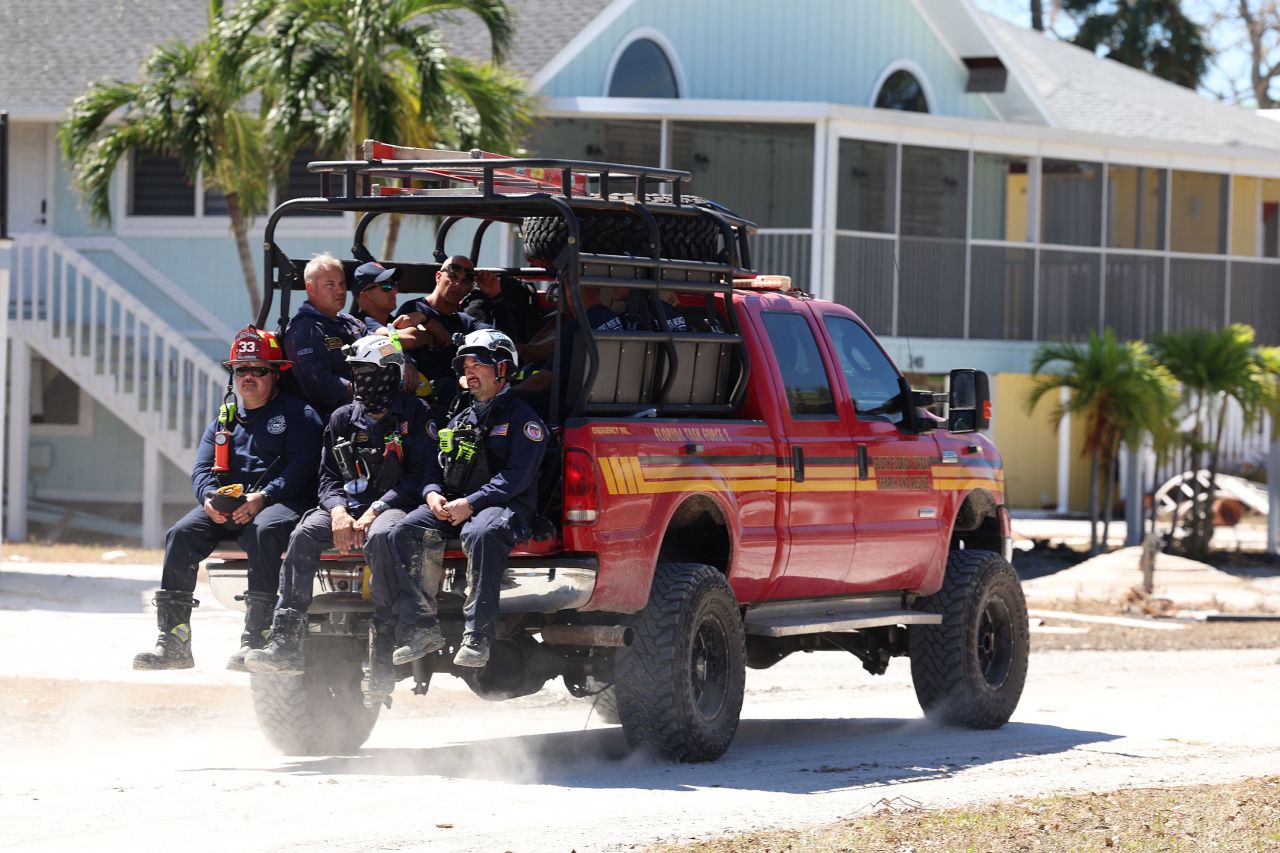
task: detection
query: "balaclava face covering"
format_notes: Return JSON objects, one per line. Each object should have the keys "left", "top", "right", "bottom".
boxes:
{"left": 353, "top": 364, "right": 400, "bottom": 413}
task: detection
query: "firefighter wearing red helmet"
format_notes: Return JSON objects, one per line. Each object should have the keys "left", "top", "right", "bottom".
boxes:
{"left": 133, "top": 326, "right": 324, "bottom": 673}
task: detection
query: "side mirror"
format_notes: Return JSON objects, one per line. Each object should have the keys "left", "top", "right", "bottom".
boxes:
{"left": 947, "top": 369, "right": 990, "bottom": 433}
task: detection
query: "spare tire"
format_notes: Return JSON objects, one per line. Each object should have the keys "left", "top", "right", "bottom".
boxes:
{"left": 521, "top": 195, "right": 729, "bottom": 266}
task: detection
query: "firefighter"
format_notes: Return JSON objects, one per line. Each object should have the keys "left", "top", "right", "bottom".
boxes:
{"left": 245, "top": 335, "right": 436, "bottom": 701}
{"left": 282, "top": 252, "right": 367, "bottom": 420}
{"left": 133, "top": 326, "right": 323, "bottom": 672}
{"left": 393, "top": 329, "right": 547, "bottom": 668}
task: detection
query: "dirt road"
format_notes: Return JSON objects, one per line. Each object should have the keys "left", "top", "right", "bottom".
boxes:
{"left": 3, "top": 561, "right": 1279, "bottom": 852}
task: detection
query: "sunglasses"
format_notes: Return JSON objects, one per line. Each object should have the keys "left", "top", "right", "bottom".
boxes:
{"left": 232, "top": 366, "right": 274, "bottom": 377}
{"left": 442, "top": 266, "right": 476, "bottom": 282}
{"left": 374, "top": 282, "right": 398, "bottom": 292}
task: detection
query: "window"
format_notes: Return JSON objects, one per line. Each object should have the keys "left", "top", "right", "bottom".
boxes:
{"left": 607, "top": 37, "right": 680, "bottom": 98}
{"left": 761, "top": 312, "right": 835, "bottom": 416}
{"left": 526, "top": 118, "right": 662, "bottom": 195}
{"left": 1262, "top": 178, "right": 1279, "bottom": 258}
{"left": 129, "top": 151, "right": 195, "bottom": 216}
{"left": 900, "top": 146, "right": 967, "bottom": 239}
{"left": 1041, "top": 159, "right": 1102, "bottom": 246}
{"left": 875, "top": 69, "right": 929, "bottom": 113}
{"left": 1039, "top": 250, "right": 1101, "bottom": 340}
{"left": 823, "top": 315, "right": 904, "bottom": 422}
{"left": 970, "top": 246, "right": 1034, "bottom": 340}
{"left": 972, "top": 153, "right": 1029, "bottom": 242}
{"left": 282, "top": 147, "right": 342, "bottom": 217}
{"left": 836, "top": 140, "right": 896, "bottom": 234}
{"left": 1170, "top": 170, "right": 1227, "bottom": 255}
{"left": 670, "top": 122, "right": 813, "bottom": 227}
{"left": 1108, "top": 165, "right": 1166, "bottom": 250}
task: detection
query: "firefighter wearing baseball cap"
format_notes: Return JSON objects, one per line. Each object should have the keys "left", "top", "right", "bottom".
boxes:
{"left": 134, "top": 326, "right": 324, "bottom": 672}
{"left": 391, "top": 329, "right": 547, "bottom": 668}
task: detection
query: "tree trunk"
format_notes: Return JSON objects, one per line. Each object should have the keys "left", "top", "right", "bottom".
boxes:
{"left": 1031, "top": 0, "right": 1045, "bottom": 31}
{"left": 383, "top": 214, "right": 403, "bottom": 261}
{"left": 225, "top": 191, "right": 262, "bottom": 320}
{"left": 1088, "top": 450, "right": 1100, "bottom": 555}
{"left": 1101, "top": 436, "right": 1119, "bottom": 552}
{"left": 1196, "top": 397, "right": 1232, "bottom": 558}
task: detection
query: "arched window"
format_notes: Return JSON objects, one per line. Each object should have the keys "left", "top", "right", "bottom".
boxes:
{"left": 607, "top": 36, "right": 680, "bottom": 98}
{"left": 875, "top": 69, "right": 930, "bottom": 113}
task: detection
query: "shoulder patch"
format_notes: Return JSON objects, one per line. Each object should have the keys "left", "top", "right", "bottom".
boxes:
{"left": 491, "top": 423, "right": 509, "bottom": 436}
{"left": 324, "top": 336, "right": 344, "bottom": 350}
{"left": 267, "top": 415, "right": 287, "bottom": 435}
{"left": 523, "top": 422, "right": 544, "bottom": 442}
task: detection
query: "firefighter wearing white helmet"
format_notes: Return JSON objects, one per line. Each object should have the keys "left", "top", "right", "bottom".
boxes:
{"left": 247, "top": 334, "right": 439, "bottom": 705}
{"left": 392, "top": 326, "right": 547, "bottom": 668}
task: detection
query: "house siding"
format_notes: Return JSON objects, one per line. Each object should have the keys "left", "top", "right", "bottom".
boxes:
{"left": 541, "top": 0, "right": 997, "bottom": 120}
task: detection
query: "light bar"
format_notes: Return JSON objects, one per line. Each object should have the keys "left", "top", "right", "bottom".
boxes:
{"left": 733, "top": 275, "right": 792, "bottom": 291}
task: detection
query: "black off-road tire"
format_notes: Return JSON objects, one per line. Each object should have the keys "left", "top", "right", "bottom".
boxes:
{"left": 249, "top": 635, "right": 380, "bottom": 755}
{"left": 588, "top": 685, "right": 621, "bottom": 725}
{"left": 521, "top": 195, "right": 725, "bottom": 265}
{"left": 909, "top": 549, "right": 1029, "bottom": 729}
{"left": 614, "top": 562, "right": 746, "bottom": 762}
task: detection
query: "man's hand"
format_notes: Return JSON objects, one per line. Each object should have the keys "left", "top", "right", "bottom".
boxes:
{"left": 443, "top": 498, "right": 473, "bottom": 525}
{"left": 475, "top": 270, "right": 502, "bottom": 299}
{"left": 203, "top": 497, "right": 230, "bottom": 525}
{"left": 231, "top": 492, "right": 266, "bottom": 526}
{"left": 330, "top": 506, "right": 362, "bottom": 553}
{"left": 392, "top": 311, "right": 426, "bottom": 330}
{"left": 353, "top": 505, "right": 380, "bottom": 538}
{"left": 426, "top": 491, "right": 450, "bottom": 522}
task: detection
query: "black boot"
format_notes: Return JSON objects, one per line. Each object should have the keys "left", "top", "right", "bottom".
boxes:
{"left": 227, "top": 591, "right": 276, "bottom": 672}
{"left": 365, "top": 622, "right": 397, "bottom": 706}
{"left": 392, "top": 622, "right": 445, "bottom": 666}
{"left": 133, "top": 591, "right": 199, "bottom": 670}
{"left": 452, "top": 632, "right": 491, "bottom": 668}
{"left": 243, "top": 608, "right": 306, "bottom": 675}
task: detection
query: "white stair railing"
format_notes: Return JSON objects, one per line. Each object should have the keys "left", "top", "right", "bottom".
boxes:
{"left": 8, "top": 233, "right": 225, "bottom": 471}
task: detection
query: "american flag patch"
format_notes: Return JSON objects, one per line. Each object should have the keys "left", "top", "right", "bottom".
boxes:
{"left": 491, "top": 423, "right": 509, "bottom": 436}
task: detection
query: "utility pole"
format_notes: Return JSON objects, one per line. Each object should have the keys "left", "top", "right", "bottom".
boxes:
{"left": 1031, "top": 0, "right": 1045, "bottom": 32}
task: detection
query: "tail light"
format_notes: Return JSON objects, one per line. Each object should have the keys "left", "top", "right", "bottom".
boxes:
{"left": 563, "top": 448, "right": 600, "bottom": 524}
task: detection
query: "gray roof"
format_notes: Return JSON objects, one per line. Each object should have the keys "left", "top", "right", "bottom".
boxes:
{"left": 984, "top": 13, "right": 1280, "bottom": 153}
{"left": 0, "top": 0, "right": 608, "bottom": 115}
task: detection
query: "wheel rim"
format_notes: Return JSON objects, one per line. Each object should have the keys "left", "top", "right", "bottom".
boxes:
{"left": 976, "top": 595, "right": 1014, "bottom": 690}
{"left": 690, "top": 616, "right": 730, "bottom": 719}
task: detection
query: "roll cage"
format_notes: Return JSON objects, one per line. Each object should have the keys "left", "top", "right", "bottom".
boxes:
{"left": 257, "top": 144, "right": 758, "bottom": 422}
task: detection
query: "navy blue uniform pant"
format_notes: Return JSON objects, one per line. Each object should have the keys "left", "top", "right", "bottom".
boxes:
{"left": 392, "top": 504, "right": 529, "bottom": 641}
{"left": 277, "top": 506, "right": 406, "bottom": 620}
{"left": 160, "top": 503, "right": 300, "bottom": 594}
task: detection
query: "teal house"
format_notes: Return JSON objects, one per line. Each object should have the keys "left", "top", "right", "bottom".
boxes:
{"left": 3, "top": 0, "right": 1279, "bottom": 545}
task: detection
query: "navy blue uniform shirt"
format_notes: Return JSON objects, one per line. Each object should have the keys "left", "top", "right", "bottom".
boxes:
{"left": 422, "top": 388, "right": 547, "bottom": 520}
{"left": 282, "top": 301, "right": 366, "bottom": 419}
{"left": 318, "top": 394, "right": 432, "bottom": 513}
{"left": 393, "top": 298, "right": 489, "bottom": 382}
{"left": 191, "top": 393, "right": 323, "bottom": 512}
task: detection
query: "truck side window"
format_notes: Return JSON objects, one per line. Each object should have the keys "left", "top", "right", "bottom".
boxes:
{"left": 761, "top": 312, "right": 836, "bottom": 416}
{"left": 823, "top": 315, "right": 905, "bottom": 423}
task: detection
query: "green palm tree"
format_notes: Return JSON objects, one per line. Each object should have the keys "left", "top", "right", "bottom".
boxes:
{"left": 60, "top": 0, "right": 267, "bottom": 316}
{"left": 1028, "top": 329, "right": 1179, "bottom": 554}
{"left": 231, "top": 0, "right": 532, "bottom": 259}
{"left": 1152, "top": 324, "right": 1278, "bottom": 558}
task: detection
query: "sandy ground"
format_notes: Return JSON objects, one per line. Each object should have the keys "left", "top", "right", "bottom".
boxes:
{"left": 2, "top": 557, "right": 1279, "bottom": 852}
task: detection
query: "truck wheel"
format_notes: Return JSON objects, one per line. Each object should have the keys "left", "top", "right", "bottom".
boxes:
{"left": 909, "top": 549, "right": 1029, "bottom": 729}
{"left": 614, "top": 562, "right": 745, "bottom": 762}
{"left": 249, "top": 636, "right": 380, "bottom": 755}
{"left": 521, "top": 196, "right": 725, "bottom": 265}
{"left": 589, "top": 685, "right": 621, "bottom": 725}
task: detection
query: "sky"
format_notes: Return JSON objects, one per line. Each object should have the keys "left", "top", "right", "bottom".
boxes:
{"left": 970, "top": 0, "right": 1261, "bottom": 106}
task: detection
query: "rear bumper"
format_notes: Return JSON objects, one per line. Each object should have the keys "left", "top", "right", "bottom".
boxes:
{"left": 205, "top": 555, "right": 598, "bottom": 615}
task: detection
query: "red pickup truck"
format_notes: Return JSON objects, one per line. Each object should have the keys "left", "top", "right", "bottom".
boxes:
{"left": 209, "top": 145, "right": 1028, "bottom": 762}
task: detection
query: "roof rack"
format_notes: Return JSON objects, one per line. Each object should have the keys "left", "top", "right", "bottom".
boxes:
{"left": 260, "top": 141, "right": 760, "bottom": 421}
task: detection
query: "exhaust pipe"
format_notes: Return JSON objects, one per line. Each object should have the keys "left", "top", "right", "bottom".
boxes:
{"left": 540, "top": 625, "right": 633, "bottom": 647}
